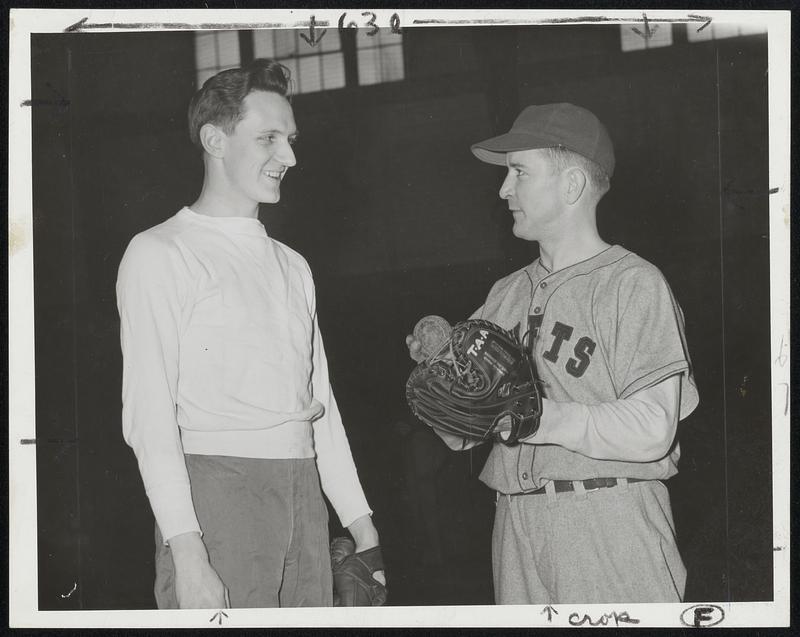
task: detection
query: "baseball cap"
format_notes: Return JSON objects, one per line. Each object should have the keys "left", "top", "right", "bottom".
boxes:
{"left": 471, "top": 103, "right": 615, "bottom": 177}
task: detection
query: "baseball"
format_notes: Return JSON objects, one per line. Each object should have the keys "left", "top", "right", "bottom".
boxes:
{"left": 413, "top": 315, "right": 452, "bottom": 358}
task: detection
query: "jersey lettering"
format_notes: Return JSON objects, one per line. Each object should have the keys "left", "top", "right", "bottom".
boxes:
{"left": 523, "top": 315, "right": 543, "bottom": 355}
{"left": 542, "top": 321, "right": 573, "bottom": 363}
{"left": 527, "top": 314, "right": 543, "bottom": 339}
{"left": 566, "top": 337, "right": 596, "bottom": 377}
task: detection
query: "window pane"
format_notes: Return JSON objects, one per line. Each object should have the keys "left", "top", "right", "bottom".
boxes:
{"left": 739, "top": 23, "right": 767, "bottom": 36}
{"left": 253, "top": 29, "right": 275, "bottom": 58}
{"left": 194, "top": 33, "right": 217, "bottom": 69}
{"left": 380, "top": 44, "right": 404, "bottom": 82}
{"left": 378, "top": 28, "right": 403, "bottom": 46}
{"left": 197, "top": 67, "right": 217, "bottom": 88}
{"left": 216, "top": 31, "right": 240, "bottom": 66}
{"left": 281, "top": 57, "right": 299, "bottom": 93}
{"left": 713, "top": 23, "right": 741, "bottom": 39}
{"left": 274, "top": 29, "right": 296, "bottom": 57}
{"left": 645, "top": 24, "right": 673, "bottom": 48}
{"left": 620, "top": 26, "right": 647, "bottom": 51}
{"left": 321, "top": 53, "right": 346, "bottom": 90}
{"left": 356, "top": 27, "right": 374, "bottom": 49}
{"left": 687, "top": 24, "right": 713, "bottom": 42}
{"left": 298, "top": 36, "right": 315, "bottom": 56}
{"left": 298, "top": 55, "right": 322, "bottom": 93}
{"left": 620, "top": 24, "right": 672, "bottom": 51}
{"left": 357, "top": 46, "right": 381, "bottom": 85}
{"left": 320, "top": 27, "right": 341, "bottom": 53}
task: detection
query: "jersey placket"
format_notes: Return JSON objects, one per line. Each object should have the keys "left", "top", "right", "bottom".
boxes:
{"left": 516, "top": 274, "right": 550, "bottom": 492}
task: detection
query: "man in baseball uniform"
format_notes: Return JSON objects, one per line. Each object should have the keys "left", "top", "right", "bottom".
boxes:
{"left": 407, "top": 103, "right": 699, "bottom": 603}
{"left": 117, "top": 59, "right": 383, "bottom": 609}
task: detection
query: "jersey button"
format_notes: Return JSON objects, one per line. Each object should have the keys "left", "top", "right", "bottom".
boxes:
{"left": 533, "top": 306, "right": 541, "bottom": 314}
{"left": 540, "top": 282, "right": 547, "bottom": 289}
{"left": 522, "top": 472, "right": 529, "bottom": 480}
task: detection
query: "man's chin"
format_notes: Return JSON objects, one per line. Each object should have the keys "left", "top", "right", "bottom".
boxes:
{"left": 259, "top": 188, "right": 281, "bottom": 204}
{"left": 511, "top": 225, "right": 536, "bottom": 242}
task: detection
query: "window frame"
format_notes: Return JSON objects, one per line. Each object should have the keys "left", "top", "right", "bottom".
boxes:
{"left": 193, "top": 28, "right": 406, "bottom": 93}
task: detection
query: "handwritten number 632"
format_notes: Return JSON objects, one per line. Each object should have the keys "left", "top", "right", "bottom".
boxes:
{"left": 338, "top": 12, "right": 402, "bottom": 35}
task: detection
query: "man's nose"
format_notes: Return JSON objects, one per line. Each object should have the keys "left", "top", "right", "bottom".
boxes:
{"left": 277, "top": 141, "right": 297, "bottom": 167}
{"left": 499, "top": 173, "right": 514, "bottom": 199}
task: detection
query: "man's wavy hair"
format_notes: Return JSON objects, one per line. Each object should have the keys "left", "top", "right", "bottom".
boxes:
{"left": 188, "top": 58, "right": 292, "bottom": 150}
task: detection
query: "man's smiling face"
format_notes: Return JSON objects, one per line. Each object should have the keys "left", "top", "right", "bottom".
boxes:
{"left": 221, "top": 90, "right": 298, "bottom": 206}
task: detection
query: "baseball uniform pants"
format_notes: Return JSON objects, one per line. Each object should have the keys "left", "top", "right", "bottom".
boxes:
{"left": 492, "top": 478, "right": 686, "bottom": 604}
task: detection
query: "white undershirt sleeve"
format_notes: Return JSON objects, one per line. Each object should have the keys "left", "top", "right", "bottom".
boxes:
{"left": 310, "top": 312, "right": 372, "bottom": 528}
{"left": 526, "top": 374, "right": 681, "bottom": 462}
{"left": 117, "top": 235, "right": 201, "bottom": 543}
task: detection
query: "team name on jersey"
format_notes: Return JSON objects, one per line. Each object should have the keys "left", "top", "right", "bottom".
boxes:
{"left": 521, "top": 315, "right": 596, "bottom": 378}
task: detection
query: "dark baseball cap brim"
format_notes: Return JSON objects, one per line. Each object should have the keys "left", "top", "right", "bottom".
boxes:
{"left": 471, "top": 131, "right": 566, "bottom": 165}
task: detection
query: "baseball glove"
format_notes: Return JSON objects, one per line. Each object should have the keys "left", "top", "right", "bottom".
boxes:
{"left": 405, "top": 319, "right": 542, "bottom": 446}
{"left": 331, "top": 537, "right": 387, "bottom": 607}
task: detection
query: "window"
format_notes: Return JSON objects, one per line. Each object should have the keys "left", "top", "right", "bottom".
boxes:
{"left": 252, "top": 28, "right": 346, "bottom": 94}
{"left": 619, "top": 21, "right": 768, "bottom": 53}
{"left": 686, "top": 22, "right": 767, "bottom": 43}
{"left": 356, "top": 28, "right": 405, "bottom": 86}
{"left": 193, "top": 28, "right": 405, "bottom": 93}
{"left": 194, "top": 30, "right": 241, "bottom": 87}
{"left": 620, "top": 24, "right": 674, "bottom": 52}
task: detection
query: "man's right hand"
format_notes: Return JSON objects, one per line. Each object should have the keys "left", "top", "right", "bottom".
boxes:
{"left": 405, "top": 334, "right": 426, "bottom": 363}
{"left": 406, "top": 316, "right": 452, "bottom": 362}
{"left": 168, "top": 531, "right": 229, "bottom": 609}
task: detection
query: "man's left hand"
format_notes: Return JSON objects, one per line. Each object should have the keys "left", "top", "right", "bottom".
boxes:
{"left": 335, "top": 515, "right": 387, "bottom": 603}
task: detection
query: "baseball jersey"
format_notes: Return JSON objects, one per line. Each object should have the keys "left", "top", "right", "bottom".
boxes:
{"left": 475, "top": 244, "right": 699, "bottom": 494}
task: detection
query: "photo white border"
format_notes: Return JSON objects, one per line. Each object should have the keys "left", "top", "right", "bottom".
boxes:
{"left": 8, "top": 8, "right": 791, "bottom": 628}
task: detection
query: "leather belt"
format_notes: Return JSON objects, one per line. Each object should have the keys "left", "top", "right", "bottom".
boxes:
{"left": 512, "top": 477, "right": 649, "bottom": 496}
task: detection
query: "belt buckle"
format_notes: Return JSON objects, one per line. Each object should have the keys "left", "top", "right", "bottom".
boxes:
{"left": 583, "top": 478, "right": 611, "bottom": 493}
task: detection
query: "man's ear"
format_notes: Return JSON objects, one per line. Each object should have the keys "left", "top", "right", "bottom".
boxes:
{"left": 563, "top": 166, "right": 588, "bottom": 205}
{"left": 199, "top": 123, "right": 226, "bottom": 158}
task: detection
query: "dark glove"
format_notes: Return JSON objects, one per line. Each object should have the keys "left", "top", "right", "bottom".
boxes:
{"left": 331, "top": 537, "right": 387, "bottom": 607}
{"left": 406, "top": 319, "right": 543, "bottom": 446}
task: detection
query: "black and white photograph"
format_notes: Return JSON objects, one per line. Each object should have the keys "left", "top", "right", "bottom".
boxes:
{"left": 8, "top": 8, "right": 790, "bottom": 628}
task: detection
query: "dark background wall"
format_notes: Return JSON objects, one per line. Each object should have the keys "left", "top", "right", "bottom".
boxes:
{"left": 30, "top": 25, "right": 772, "bottom": 609}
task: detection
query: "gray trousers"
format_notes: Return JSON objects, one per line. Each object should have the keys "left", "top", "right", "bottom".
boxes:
{"left": 154, "top": 455, "right": 332, "bottom": 608}
{"left": 492, "top": 479, "right": 686, "bottom": 604}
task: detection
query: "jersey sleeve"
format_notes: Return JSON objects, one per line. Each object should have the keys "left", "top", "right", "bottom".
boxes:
{"left": 608, "top": 265, "right": 699, "bottom": 420}
{"left": 116, "top": 233, "right": 201, "bottom": 543}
